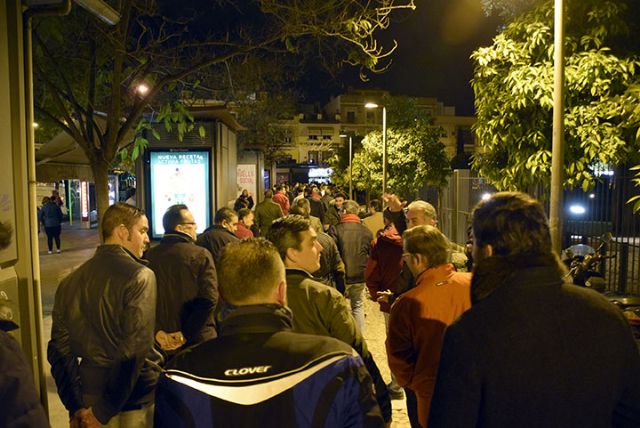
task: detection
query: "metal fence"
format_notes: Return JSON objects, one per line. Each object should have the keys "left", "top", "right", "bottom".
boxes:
{"left": 439, "top": 169, "right": 640, "bottom": 295}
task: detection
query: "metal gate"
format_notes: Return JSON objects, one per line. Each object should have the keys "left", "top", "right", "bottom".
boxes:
{"left": 440, "top": 169, "right": 640, "bottom": 295}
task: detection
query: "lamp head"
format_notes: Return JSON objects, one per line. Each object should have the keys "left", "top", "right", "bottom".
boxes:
{"left": 364, "top": 102, "right": 379, "bottom": 109}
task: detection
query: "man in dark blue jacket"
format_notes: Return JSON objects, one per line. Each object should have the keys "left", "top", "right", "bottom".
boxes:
{"left": 154, "top": 238, "right": 384, "bottom": 427}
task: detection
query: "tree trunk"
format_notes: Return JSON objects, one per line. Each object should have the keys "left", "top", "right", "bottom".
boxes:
{"left": 91, "top": 159, "right": 111, "bottom": 239}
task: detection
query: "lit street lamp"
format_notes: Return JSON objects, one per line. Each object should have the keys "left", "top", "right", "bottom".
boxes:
{"left": 364, "top": 102, "right": 387, "bottom": 199}
{"left": 136, "top": 83, "right": 150, "bottom": 96}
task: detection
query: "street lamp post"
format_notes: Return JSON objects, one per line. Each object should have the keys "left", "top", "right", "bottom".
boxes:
{"left": 365, "top": 103, "right": 387, "bottom": 199}
{"left": 340, "top": 133, "right": 354, "bottom": 199}
{"left": 348, "top": 135, "right": 353, "bottom": 200}
{"left": 550, "top": 0, "right": 565, "bottom": 253}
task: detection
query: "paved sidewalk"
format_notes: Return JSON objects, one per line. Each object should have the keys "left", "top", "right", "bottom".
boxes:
{"left": 38, "top": 223, "right": 100, "bottom": 427}
{"left": 40, "top": 225, "right": 409, "bottom": 427}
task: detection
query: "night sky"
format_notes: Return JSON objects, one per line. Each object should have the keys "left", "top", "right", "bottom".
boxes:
{"left": 337, "top": 0, "right": 503, "bottom": 116}
{"left": 160, "top": 0, "right": 504, "bottom": 116}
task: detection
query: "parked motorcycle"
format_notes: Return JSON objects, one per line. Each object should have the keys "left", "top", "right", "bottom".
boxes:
{"left": 563, "top": 238, "right": 640, "bottom": 349}
{"left": 562, "top": 239, "right": 614, "bottom": 292}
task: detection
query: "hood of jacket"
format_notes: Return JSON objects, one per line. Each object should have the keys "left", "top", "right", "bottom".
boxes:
{"left": 159, "top": 231, "right": 194, "bottom": 244}
{"left": 377, "top": 225, "right": 402, "bottom": 247}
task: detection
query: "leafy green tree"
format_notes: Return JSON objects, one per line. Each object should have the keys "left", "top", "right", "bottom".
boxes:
{"left": 34, "top": 0, "right": 416, "bottom": 221}
{"left": 480, "top": 0, "right": 541, "bottom": 18}
{"left": 471, "top": 0, "right": 640, "bottom": 192}
{"left": 625, "top": 83, "right": 640, "bottom": 211}
{"left": 339, "top": 97, "right": 451, "bottom": 199}
{"left": 328, "top": 135, "right": 363, "bottom": 191}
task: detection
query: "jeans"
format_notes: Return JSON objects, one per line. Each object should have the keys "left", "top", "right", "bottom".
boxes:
{"left": 45, "top": 225, "right": 61, "bottom": 251}
{"left": 383, "top": 312, "right": 402, "bottom": 391}
{"left": 83, "top": 393, "right": 153, "bottom": 428}
{"left": 345, "top": 282, "right": 366, "bottom": 333}
{"left": 405, "top": 387, "right": 422, "bottom": 428}
{"left": 103, "top": 405, "right": 154, "bottom": 428}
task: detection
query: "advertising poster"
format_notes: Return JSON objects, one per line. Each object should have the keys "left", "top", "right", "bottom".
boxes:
{"left": 236, "top": 164, "right": 257, "bottom": 198}
{"left": 150, "top": 150, "right": 210, "bottom": 239}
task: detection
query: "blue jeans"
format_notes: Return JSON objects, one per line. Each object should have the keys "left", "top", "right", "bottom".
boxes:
{"left": 83, "top": 393, "right": 153, "bottom": 428}
{"left": 346, "top": 282, "right": 366, "bottom": 333}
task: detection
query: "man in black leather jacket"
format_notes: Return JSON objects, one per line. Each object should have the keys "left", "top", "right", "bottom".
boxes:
{"left": 48, "top": 203, "right": 158, "bottom": 427}
{"left": 329, "top": 200, "right": 373, "bottom": 333}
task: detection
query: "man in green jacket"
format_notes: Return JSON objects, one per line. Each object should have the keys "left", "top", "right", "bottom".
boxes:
{"left": 267, "top": 215, "right": 392, "bottom": 426}
{"left": 253, "top": 189, "right": 284, "bottom": 237}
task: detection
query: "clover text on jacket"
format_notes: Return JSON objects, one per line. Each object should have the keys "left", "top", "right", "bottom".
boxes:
{"left": 224, "top": 366, "right": 272, "bottom": 376}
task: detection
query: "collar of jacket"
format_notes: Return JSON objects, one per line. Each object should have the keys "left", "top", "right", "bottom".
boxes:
{"left": 471, "top": 252, "right": 566, "bottom": 304}
{"left": 218, "top": 304, "right": 293, "bottom": 336}
{"left": 415, "top": 263, "right": 454, "bottom": 287}
{"left": 340, "top": 213, "right": 361, "bottom": 223}
{"left": 160, "top": 231, "right": 194, "bottom": 244}
{"left": 96, "top": 244, "right": 148, "bottom": 265}
{"left": 203, "top": 225, "right": 235, "bottom": 236}
{"left": 285, "top": 267, "right": 315, "bottom": 279}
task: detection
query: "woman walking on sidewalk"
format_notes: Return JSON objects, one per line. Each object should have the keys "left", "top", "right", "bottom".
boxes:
{"left": 39, "top": 196, "right": 63, "bottom": 254}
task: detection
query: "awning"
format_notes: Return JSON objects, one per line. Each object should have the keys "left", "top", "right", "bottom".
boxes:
{"left": 35, "top": 104, "right": 245, "bottom": 182}
{"left": 35, "top": 113, "right": 133, "bottom": 182}
{"left": 35, "top": 130, "right": 95, "bottom": 182}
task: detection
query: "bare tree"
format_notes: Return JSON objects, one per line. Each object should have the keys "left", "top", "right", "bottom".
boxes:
{"left": 34, "top": 0, "right": 416, "bottom": 221}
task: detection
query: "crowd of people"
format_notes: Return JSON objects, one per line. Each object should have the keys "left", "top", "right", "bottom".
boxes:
{"left": 5, "top": 182, "right": 639, "bottom": 427}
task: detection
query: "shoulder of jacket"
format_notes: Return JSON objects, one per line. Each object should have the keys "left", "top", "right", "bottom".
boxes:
{"left": 451, "top": 271, "right": 473, "bottom": 283}
{"left": 295, "top": 276, "right": 338, "bottom": 296}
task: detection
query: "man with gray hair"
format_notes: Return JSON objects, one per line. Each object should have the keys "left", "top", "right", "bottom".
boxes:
{"left": 387, "top": 225, "right": 471, "bottom": 427}
{"left": 384, "top": 196, "right": 467, "bottom": 298}
{"left": 330, "top": 200, "right": 372, "bottom": 333}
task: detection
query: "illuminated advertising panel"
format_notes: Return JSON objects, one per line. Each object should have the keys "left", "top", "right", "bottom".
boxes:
{"left": 236, "top": 164, "right": 257, "bottom": 198}
{"left": 308, "top": 167, "right": 332, "bottom": 183}
{"left": 149, "top": 150, "right": 210, "bottom": 239}
{"left": 80, "top": 181, "right": 89, "bottom": 221}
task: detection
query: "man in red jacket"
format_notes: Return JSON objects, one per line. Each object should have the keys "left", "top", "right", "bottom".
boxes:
{"left": 365, "top": 209, "right": 404, "bottom": 399}
{"left": 235, "top": 208, "right": 254, "bottom": 239}
{"left": 272, "top": 184, "right": 290, "bottom": 215}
